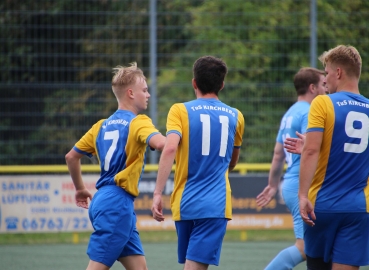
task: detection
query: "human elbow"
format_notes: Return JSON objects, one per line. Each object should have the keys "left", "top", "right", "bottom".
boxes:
{"left": 228, "top": 164, "right": 236, "bottom": 172}
{"left": 156, "top": 140, "right": 165, "bottom": 152}
{"left": 65, "top": 152, "right": 73, "bottom": 165}
{"left": 163, "top": 144, "right": 177, "bottom": 156}
{"left": 302, "top": 147, "right": 319, "bottom": 157}
{"left": 65, "top": 150, "right": 78, "bottom": 165}
{"left": 150, "top": 135, "right": 166, "bottom": 151}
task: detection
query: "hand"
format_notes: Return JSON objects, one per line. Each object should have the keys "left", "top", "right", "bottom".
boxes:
{"left": 299, "top": 195, "right": 316, "bottom": 226}
{"left": 256, "top": 185, "right": 278, "bottom": 207}
{"left": 75, "top": 188, "right": 93, "bottom": 209}
{"left": 151, "top": 194, "right": 165, "bottom": 222}
{"left": 284, "top": 131, "right": 305, "bottom": 154}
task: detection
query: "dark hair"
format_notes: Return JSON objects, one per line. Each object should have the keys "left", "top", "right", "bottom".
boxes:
{"left": 193, "top": 56, "right": 228, "bottom": 95}
{"left": 293, "top": 67, "right": 325, "bottom": 95}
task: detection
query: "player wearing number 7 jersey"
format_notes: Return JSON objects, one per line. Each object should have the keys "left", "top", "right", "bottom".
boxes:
{"left": 256, "top": 67, "right": 326, "bottom": 270}
{"left": 151, "top": 56, "right": 244, "bottom": 270}
{"left": 65, "top": 62, "right": 165, "bottom": 270}
{"left": 299, "top": 45, "right": 369, "bottom": 270}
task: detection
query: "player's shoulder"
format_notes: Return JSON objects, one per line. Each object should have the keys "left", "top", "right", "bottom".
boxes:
{"left": 171, "top": 102, "right": 185, "bottom": 108}
{"left": 169, "top": 102, "right": 186, "bottom": 113}
{"left": 134, "top": 114, "right": 153, "bottom": 122}
{"left": 93, "top": 119, "right": 107, "bottom": 129}
{"left": 312, "top": 94, "right": 331, "bottom": 106}
{"left": 285, "top": 101, "right": 309, "bottom": 116}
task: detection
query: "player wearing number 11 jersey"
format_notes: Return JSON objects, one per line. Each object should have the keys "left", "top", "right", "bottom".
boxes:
{"left": 299, "top": 45, "right": 369, "bottom": 270}
{"left": 152, "top": 56, "right": 244, "bottom": 270}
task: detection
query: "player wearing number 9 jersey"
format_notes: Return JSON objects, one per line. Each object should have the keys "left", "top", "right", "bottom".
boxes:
{"left": 151, "top": 56, "right": 244, "bottom": 270}
{"left": 65, "top": 62, "right": 165, "bottom": 270}
{"left": 299, "top": 45, "right": 369, "bottom": 270}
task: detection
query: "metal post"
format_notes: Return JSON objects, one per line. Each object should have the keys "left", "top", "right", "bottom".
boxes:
{"left": 310, "top": 0, "right": 317, "bottom": 68}
{"left": 149, "top": 0, "right": 158, "bottom": 164}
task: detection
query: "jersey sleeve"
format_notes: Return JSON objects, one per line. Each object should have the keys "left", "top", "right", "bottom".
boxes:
{"left": 166, "top": 103, "right": 184, "bottom": 138}
{"left": 300, "top": 111, "right": 309, "bottom": 134}
{"left": 130, "top": 114, "right": 160, "bottom": 145}
{"left": 276, "top": 117, "right": 284, "bottom": 144}
{"left": 73, "top": 119, "right": 105, "bottom": 157}
{"left": 234, "top": 109, "right": 245, "bottom": 148}
{"left": 307, "top": 95, "right": 328, "bottom": 132}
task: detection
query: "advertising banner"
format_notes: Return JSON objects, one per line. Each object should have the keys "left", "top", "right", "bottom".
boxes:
{"left": 0, "top": 174, "right": 292, "bottom": 233}
{"left": 135, "top": 174, "right": 292, "bottom": 230}
{"left": 0, "top": 175, "right": 98, "bottom": 233}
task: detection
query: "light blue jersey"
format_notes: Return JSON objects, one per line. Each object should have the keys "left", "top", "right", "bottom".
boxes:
{"left": 277, "top": 101, "right": 310, "bottom": 240}
{"left": 276, "top": 101, "right": 310, "bottom": 191}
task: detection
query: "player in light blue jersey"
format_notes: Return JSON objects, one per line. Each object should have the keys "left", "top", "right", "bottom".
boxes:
{"left": 151, "top": 56, "right": 244, "bottom": 270}
{"left": 65, "top": 63, "right": 165, "bottom": 270}
{"left": 299, "top": 45, "right": 369, "bottom": 270}
{"left": 256, "top": 67, "right": 326, "bottom": 270}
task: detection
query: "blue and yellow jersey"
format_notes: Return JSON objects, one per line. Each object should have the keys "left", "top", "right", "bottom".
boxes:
{"left": 73, "top": 110, "right": 160, "bottom": 197}
{"left": 307, "top": 92, "right": 369, "bottom": 213}
{"left": 276, "top": 101, "right": 310, "bottom": 188}
{"left": 167, "top": 98, "right": 245, "bottom": 221}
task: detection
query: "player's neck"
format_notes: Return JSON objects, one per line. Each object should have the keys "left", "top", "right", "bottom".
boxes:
{"left": 117, "top": 101, "right": 139, "bottom": 115}
{"left": 336, "top": 80, "right": 360, "bottom": 94}
{"left": 297, "top": 95, "right": 313, "bottom": 104}
{"left": 196, "top": 93, "right": 219, "bottom": 99}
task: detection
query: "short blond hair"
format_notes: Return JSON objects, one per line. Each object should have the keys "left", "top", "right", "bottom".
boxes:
{"left": 111, "top": 62, "right": 146, "bottom": 96}
{"left": 318, "top": 45, "right": 362, "bottom": 79}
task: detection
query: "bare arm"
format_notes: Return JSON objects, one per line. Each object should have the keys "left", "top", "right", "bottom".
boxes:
{"left": 256, "top": 142, "right": 285, "bottom": 207}
{"left": 148, "top": 133, "right": 166, "bottom": 151}
{"left": 229, "top": 148, "right": 240, "bottom": 171}
{"left": 151, "top": 133, "right": 180, "bottom": 222}
{"left": 65, "top": 149, "right": 92, "bottom": 209}
{"left": 299, "top": 131, "right": 322, "bottom": 226}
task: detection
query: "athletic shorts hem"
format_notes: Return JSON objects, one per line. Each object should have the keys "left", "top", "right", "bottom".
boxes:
{"left": 119, "top": 251, "right": 145, "bottom": 258}
{"left": 186, "top": 255, "right": 219, "bottom": 266}
{"left": 88, "top": 256, "right": 113, "bottom": 268}
{"left": 333, "top": 258, "right": 369, "bottom": 266}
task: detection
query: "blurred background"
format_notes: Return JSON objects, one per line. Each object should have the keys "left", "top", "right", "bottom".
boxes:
{"left": 0, "top": 0, "right": 368, "bottom": 166}
{"left": 1, "top": 3, "right": 369, "bottom": 268}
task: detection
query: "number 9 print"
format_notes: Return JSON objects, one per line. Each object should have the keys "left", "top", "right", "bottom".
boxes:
{"left": 344, "top": 111, "right": 369, "bottom": 153}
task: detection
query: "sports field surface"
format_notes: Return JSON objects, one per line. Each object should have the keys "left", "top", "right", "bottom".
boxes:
{"left": 1, "top": 231, "right": 368, "bottom": 270}
{"left": 1, "top": 242, "right": 369, "bottom": 270}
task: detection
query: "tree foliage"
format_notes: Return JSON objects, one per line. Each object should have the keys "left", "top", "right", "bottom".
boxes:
{"left": 0, "top": 0, "right": 368, "bottom": 164}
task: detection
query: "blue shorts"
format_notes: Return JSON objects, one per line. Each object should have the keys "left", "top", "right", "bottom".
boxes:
{"left": 281, "top": 186, "right": 303, "bottom": 239}
{"left": 175, "top": 218, "right": 228, "bottom": 266}
{"left": 304, "top": 212, "right": 369, "bottom": 266}
{"left": 87, "top": 185, "right": 144, "bottom": 267}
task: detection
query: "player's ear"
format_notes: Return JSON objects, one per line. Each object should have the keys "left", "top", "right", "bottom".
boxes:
{"left": 127, "top": 88, "right": 134, "bottom": 98}
{"left": 219, "top": 81, "right": 225, "bottom": 91}
{"left": 336, "top": 67, "right": 343, "bottom": 79}
{"left": 192, "top": 78, "right": 198, "bottom": 96}
{"left": 192, "top": 78, "right": 197, "bottom": 90}
{"left": 309, "top": 83, "right": 316, "bottom": 94}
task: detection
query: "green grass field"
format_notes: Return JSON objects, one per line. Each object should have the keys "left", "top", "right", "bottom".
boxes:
{"left": 1, "top": 231, "right": 368, "bottom": 270}
{"left": 0, "top": 242, "right": 304, "bottom": 270}
{"left": 0, "top": 230, "right": 298, "bottom": 245}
